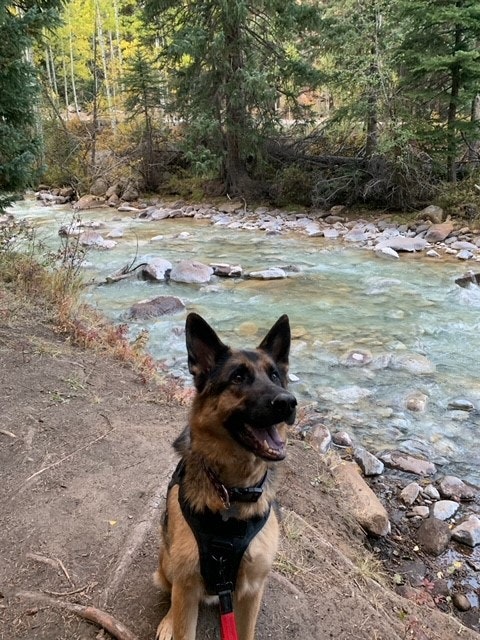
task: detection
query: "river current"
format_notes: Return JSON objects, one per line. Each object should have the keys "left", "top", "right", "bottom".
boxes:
{"left": 12, "top": 200, "right": 480, "bottom": 486}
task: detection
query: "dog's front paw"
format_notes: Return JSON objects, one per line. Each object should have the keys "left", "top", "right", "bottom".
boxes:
{"left": 156, "top": 610, "right": 173, "bottom": 640}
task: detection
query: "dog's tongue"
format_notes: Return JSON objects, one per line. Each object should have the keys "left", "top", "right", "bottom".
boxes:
{"left": 257, "top": 425, "right": 285, "bottom": 452}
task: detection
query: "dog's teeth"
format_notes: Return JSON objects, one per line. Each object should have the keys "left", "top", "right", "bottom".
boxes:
{"left": 263, "top": 439, "right": 269, "bottom": 449}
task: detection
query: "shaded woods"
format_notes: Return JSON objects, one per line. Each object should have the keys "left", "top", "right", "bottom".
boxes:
{"left": 2, "top": 0, "right": 480, "bottom": 213}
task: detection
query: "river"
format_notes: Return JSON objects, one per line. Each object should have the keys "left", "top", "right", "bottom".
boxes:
{"left": 12, "top": 199, "right": 480, "bottom": 486}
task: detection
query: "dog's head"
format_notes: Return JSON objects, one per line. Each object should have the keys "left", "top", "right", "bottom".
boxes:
{"left": 185, "top": 313, "right": 297, "bottom": 461}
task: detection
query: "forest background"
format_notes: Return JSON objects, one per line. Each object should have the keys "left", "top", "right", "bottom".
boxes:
{"left": 2, "top": 0, "right": 480, "bottom": 216}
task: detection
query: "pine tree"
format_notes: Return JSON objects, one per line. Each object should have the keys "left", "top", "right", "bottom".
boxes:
{"left": 394, "top": 0, "right": 480, "bottom": 180}
{"left": 0, "top": 0, "right": 63, "bottom": 212}
{"left": 142, "top": 0, "right": 322, "bottom": 196}
{"left": 122, "top": 50, "right": 166, "bottom": 190}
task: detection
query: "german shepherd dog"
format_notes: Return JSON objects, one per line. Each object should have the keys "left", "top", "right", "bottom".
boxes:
{"left": 154, "top": 312, "right": 297, "bottom": 640}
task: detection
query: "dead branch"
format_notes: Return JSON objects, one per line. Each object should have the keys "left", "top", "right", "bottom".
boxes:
{"left": 26, "top": 553, "right": 74, "bottom": 587}
{"left": 15, "top": 591, "right": 140, "bottom": 640}
{"left": 103, "top": 262, "right": 147, "bottom": 285}
{"left": 0, "top": 428, "right": 17, "bottom": 438}
{"left": 44, "top": 582, "right": 98, "bottom": 597}
{"left": 18, "top": 427, "right": 115, "bottom": 492}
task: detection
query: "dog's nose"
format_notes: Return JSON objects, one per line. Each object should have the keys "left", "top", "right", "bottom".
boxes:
{"left": 272, "top": 393, "right": 297, "bottom": 424}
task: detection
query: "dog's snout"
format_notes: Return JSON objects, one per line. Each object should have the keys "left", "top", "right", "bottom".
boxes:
{"left": 272, "top": 392, "right": 297, "bottom": 412}
{"left": 271, "top": 392, "right": 297, "bottom": 424}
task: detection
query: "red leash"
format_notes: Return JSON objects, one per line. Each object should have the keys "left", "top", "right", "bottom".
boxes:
{"left": 218, "top": 590, "right": 239, "bottom": 640}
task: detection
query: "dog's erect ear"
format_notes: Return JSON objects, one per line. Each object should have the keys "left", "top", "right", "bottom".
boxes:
{"left": 257, "top": 315, "right": 291, "bottom": 371}
{"left": 185, "top": 313, "right": 230, "bottom": 390}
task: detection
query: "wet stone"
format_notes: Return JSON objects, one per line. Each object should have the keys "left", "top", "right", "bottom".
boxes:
{"left": 127, "top": 296, "right": 185, "bottom": 320}
{"left": 353, "top": 446, "right": 384, "bottom": 476}
{"left": 380, "top": 451, "right": 436, "bottom": 476}
{"left": 451, "top": 515, "right": 480, "bottom": 547}
{"left": 416, "top": 517, "right": 451, "bottom": 556}
{"left": 306, "top": 424, "right": 332, "bottom": 455}
{"left": 409, "top": 506, "right": 430, "bottom": 519}
{"left": 447, "top": 398, "right": 476, "bottom": 412}
{"left": 452, "top": 593, "right": 472, "bottom": 612}
{"left": 432, "top": 500, "right": 459, "bottom": 521}
{"left": 422, "top": 484, "right": 440, "bottom": 500}
{"left": 169, "top": 260, "right": 214, "bottom": 284}
{"left": 332, "top": 431, "right": 354, "bottom": 448}
{"left": 438, "top": 476, "right": 477, "bottom": 501}
{"left": 400, "top": 482, "right": 421, "bottom": 506}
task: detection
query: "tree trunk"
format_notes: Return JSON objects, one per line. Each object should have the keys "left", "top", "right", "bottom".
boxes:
{"left": 221, "top": 8, "right": 252, "bottom": 196}
{"left": 68, "top": 18, "right": 79, "bottom": 116}
{"left": 446, "top": 24, "right": 462, "bottom": 182}
{"left": 365, "top": 9, "right": 381, "bottom": 159}
{"left": 91, "top": 14, "right": 98, "bottom": 175}
{"left": 96, "top": 0, "right": 116, "bottom": 134}
{"left": 468, "top": 93, "right": 480, "bottom": 165}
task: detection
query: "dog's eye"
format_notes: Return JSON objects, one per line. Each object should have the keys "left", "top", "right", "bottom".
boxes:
{"left": 230, "top": 368, "right": 247, "bottom": 384}
{"left": 270, "top": 370, "right": 280, "bottom": 383}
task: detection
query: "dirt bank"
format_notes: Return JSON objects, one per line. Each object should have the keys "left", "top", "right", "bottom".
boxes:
{"left": 0, "top": 286, "right": 478, "bottom": 640}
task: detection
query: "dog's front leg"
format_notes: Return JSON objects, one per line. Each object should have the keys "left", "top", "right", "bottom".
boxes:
{"left": 234, "top": 585, "right": 265, "bottom": 640}
{"left": 156, "top": 582, "right": 199, "bottom": 640}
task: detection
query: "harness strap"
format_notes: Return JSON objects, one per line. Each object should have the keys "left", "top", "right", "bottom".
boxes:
{"left": 219, "top": 590, "right": 238, "bottom": 640}
{"left": 179, "top": 489, "right": 271, "bottom": 595}
{"left": 167, "top": 459, "right": 271, "bottom": 593}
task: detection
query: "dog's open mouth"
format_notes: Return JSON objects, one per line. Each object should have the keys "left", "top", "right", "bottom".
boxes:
{"left": 240, "top": 423, "right": 286, "bottom": 461}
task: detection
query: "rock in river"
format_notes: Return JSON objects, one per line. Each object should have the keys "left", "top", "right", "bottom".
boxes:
{"left": 169, "top": 260, "right": 214, "bottom": 284}
{"left": 127, "top": 296, "right": 185, "bottom": 320}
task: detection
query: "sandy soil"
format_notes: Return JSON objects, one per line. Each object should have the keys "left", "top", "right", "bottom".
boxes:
{"left": 0, "top": 286, "right": 479, "bottom": 640}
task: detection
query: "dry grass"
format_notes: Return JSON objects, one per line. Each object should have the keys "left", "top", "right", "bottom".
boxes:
{"left": 0, "top": 226, "right": 190, "bottom": 402}
{"left": 275, "top": 507, "right": 387, "bottom": 594}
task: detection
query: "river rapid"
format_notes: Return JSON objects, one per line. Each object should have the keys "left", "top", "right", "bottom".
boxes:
{"left": 12, "top": 199, "right": 480, "bottom": 487}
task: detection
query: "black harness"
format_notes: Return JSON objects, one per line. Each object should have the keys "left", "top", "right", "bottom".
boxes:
{"left": 168, "top": 460, "right": 271, "bottom": 596}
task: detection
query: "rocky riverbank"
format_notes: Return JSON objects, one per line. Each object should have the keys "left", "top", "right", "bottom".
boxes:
{"left": 297, "top": 409, "right": 480, "bottom": 634}
{"left": 42, "top": 188, "right": 480, "bottom": 267}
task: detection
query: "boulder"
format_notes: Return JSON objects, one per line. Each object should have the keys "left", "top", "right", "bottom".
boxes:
{"left": 375, "top": 246, "right": 400, "bottom": 260}
{"left": 438, "top": 475, "right": 476, "bottom": 501}
{"left": 353, "top": 446, "right": 384, "bottom": 476}
{"left": 416, "top": 517, "right": 451, "bottom": 556}
{"left": 169, "top": 260, "right": 214, "bottom": 284}
{"left": 405, "top": 391, "right": 428, "bottom": 412}
{"left": 142, "top": 258, "right": 173, "bottom": 281}
{"left": 127, "top": 295, "right": 184, "bottom": 320}
{"left": 455, "top": 271, "right": 480, "bottom": 288}
{"left": 400, "top": 482, "right": 421, "bottom": 506}
{"left": 418, "top": 205, "right": 444, "bottom": 224}
{"left": 451, "top": 515, "right": 480, "bottom": 547}
{"left": 90, "top": 177, "right": 108, "bottom": 196}
{"left": 149, "top": 208, "right": 171, "bottom": 220}
{"left": 306, "top": 424, "right": 332, "bottom": 455}
{"left": 121, "top": 184, "right": 139, "bottom": 201}
{"left": 432, "top": 500, "right": 459, "bottom": 521}
{"left": 375, "top": 236, "right": 427, "bottom": 252}
{"left": 380, "top": 451, "right": 436, "bottom": 476}
{"left": 390, "top": 353, "right": 436, "bottom": 375}
{"left": 425, "top": 222, "right": 454, "bottom": 243}
{"left": 331, "top": 461, "right": 390, "bottom": 536}
{"left": 247, "top": 268, "right": 286, "bottom": 280}
{"left": 78, "top": 231, "right": 116, "bottom": 249}
{"left": 73, "top": 194, "right": 105, "bottom": 211}
{"left": 210, "top": 263, "right": 243, "bottom": 277}
{"left": 332, "top": 431, "right": 353, "bottom": 447}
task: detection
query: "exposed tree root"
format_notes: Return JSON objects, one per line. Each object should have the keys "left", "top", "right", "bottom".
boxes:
{"left": 15, "top": 591, "right": 140, "bottom": 640}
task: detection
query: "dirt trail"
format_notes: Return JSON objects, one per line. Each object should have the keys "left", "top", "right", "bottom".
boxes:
{"left": 0, "top": 289, "right": 478, "bottom": 640}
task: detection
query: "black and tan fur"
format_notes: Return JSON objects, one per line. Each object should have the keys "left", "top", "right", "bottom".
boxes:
{"left": 154, "top": 312, "right": 296, "bottom": 640}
